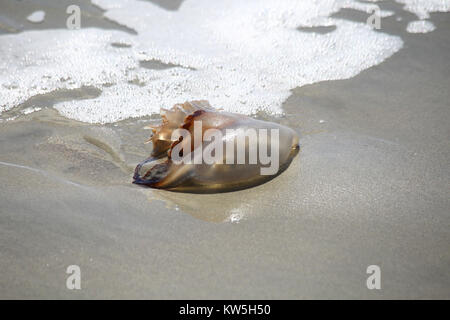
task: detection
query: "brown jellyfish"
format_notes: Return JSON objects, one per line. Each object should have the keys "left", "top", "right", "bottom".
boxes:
{"left": 133, "top": 101, "right": 299, "bottom": 193}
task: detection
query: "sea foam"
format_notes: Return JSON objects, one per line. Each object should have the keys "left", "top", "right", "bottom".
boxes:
{"left": 396, "top": 0, "right": 450, "bottom": 19}
{"left": 0, "top": 0, "right": 443, "bottom": 123}
{"left": 406, "top": 20, "right": 436, "bottom": 33}
{"left": 26, "top": 10, "right": 46, "bottom": 23}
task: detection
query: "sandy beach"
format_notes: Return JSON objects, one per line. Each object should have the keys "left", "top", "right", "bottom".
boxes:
{"left": 0, "top": 0, "right": 449, "bottom": 299}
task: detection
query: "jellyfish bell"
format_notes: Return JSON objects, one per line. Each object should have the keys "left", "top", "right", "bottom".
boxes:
{"left": 133, "top": 101, "right": 299, "bottom": 193}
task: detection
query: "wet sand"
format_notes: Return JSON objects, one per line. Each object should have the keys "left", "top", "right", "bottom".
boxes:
{"left": 0, "top": 1, "right": 449, "bottom": 299}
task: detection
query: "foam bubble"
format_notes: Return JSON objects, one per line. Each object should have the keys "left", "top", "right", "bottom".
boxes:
{"left": 26, "top": 10, "right": 46, "bottom": 23}
{"left": 406, "top": 20, "right": 436, "bottom": 33}
{"left": 1, "top": 0, "right": 437, "bottom": 124}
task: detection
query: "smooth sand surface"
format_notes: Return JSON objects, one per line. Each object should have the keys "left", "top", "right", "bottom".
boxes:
{"left": 0, "top": 1, "right": 449, "bottom": 298}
